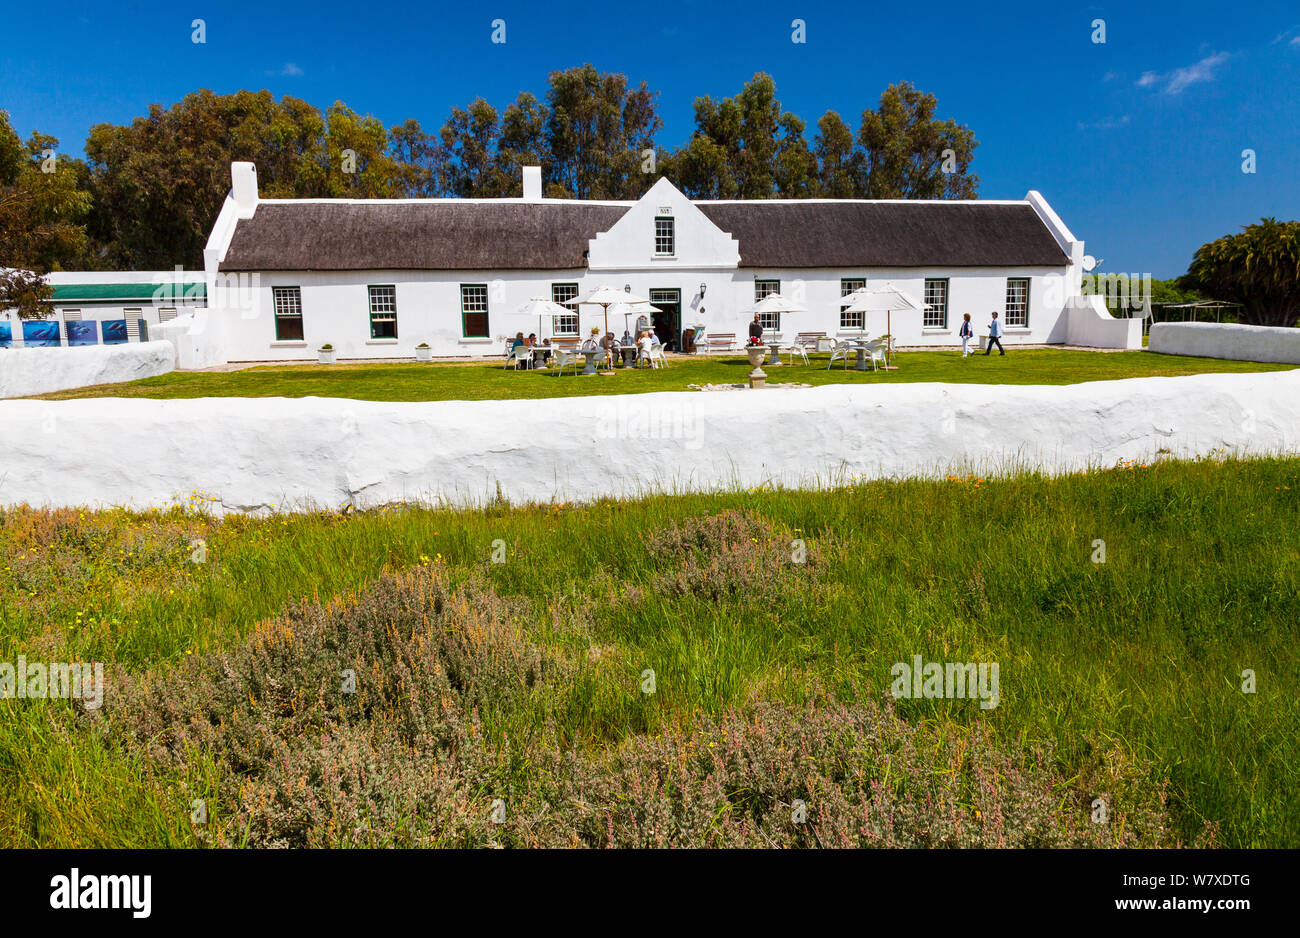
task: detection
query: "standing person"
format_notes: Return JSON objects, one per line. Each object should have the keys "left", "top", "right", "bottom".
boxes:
{"left": 748, "top": 313, "right": 764, "bottom": 345}
{"left": 983, "top": 311, "right": 1005, "bottom": 356}
{"left": 958, "top": 313, "right": 974, "bottom": 357}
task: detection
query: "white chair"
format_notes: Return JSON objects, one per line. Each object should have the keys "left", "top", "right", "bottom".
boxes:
{"left": 826, "top": 340, "right": 856, "bottom": 370}
{"left": 550, "top": 348, "right": 581, "bottom": 377}
{"left": 866, "top": 340, "right": 888, "bottom": 371}
{"left": 503, "top": 346, "right": 521, "bottom": 370}
{"left": 648, "top": 345, "right": 668, "bottom": 369}
{"left": 781, "top": 338, "right": 809, "bottom": 365}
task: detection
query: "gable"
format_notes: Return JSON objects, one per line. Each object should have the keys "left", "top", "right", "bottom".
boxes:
{"left": 586, "top": 177, "right": 741, "bottom": 270}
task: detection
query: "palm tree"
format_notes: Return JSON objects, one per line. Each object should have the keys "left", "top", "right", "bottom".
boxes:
{"left": 1184, "top": 218, "right": 1300, "bottom": 327}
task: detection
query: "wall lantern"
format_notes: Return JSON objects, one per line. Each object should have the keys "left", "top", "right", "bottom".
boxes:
{"left": 624, "top": 284, "right": 631, "bottom": 293}
{"left": 699, "top": 283, "right": 707, "bottom": 297}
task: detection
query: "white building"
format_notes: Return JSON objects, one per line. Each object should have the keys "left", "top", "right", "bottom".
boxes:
{"left": 191, "top": 161, "right": 1134, "bottom": 363}
{"left": 0, "top": 270, "right": 205, "bottom": 348}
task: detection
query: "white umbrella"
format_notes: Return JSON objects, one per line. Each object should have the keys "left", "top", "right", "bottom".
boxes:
{"left": 516, "top": 296, "right": 573, "bottom": 341}
{"left": 744, "top": 293, "right": 807, "bottom": 363}
{"left": 839, "top": 283, "right": 928, "bottom": 366}
{"left": 611, "top": 302, "right": 661, "bottom": 336}
{"left": 567, "top": 285, "right": 650, "bottom": 370}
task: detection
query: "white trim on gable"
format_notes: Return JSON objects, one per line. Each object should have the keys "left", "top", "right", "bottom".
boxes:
{"left": 586, "top": 177, "right": 740, "bottom": 271}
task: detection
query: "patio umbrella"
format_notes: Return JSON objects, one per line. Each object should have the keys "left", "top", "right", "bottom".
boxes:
{"left": 516, "top": 296, "right": 573, "bottom": 341}
{"left": 839, "top": 283, "right": 928, "bottom": 367}
{"left": 744, "top": 293, "right": 807, "bottom": 363}
{"left": 567, "top": 285, "right": 650, "bottom": 370}
{"left": 612, "top": 302, "right": 662, "bottom": 337}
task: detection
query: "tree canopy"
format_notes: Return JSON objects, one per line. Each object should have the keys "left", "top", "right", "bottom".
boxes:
{"left": 1183, "top": 218, "right": 1300, "bottom": 327}
{"left": 1, "top": 69, "right": 982, "bottom": 271}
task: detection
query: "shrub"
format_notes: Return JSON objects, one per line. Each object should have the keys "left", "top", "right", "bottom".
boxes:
{"left": 103, "top": 566, "right": 1185, "bottom": 848}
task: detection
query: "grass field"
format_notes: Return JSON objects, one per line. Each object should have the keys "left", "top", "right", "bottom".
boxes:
{"left": 33, "top": 348, "right": 1292, "bottom": 403}
{"left": 1, "top": 456, "right": 1296, "bottom": 848}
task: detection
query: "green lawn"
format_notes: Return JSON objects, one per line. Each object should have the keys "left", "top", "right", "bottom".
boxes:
{"left": 1, "top": 457, "right": 1296, "bottom": 847}
{"left": 34, "top": 348, "right": 1292, "bottom": 403}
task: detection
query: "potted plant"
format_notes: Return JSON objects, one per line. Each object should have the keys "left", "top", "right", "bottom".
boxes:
{"left": 318, "top": 343, "right": 335, "bottom": 364}
{"left": 415, "top": 342, "right": 432, "bottom": 362}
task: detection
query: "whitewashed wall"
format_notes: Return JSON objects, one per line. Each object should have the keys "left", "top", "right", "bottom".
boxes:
{"left": 0, "top": 340, "right": 174, "bottom": 399}
{"left": 206, "top": 265, "right": 1075, "bottom": 363}
{"left": 1150, "top": 322, "right": 1300, "bottom": 364}
{"left": 2, "top": 370, "right": 1295, "bottom": 513}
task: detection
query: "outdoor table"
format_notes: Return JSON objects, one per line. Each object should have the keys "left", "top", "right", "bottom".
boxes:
{"left": 579, "top": 349, "right": 602, "bottom": 375}
{"left": 765, "top": 341, "right": 783, "bottom": 365}
{"left": 528, "top": 347, "right": 550, "bottom": 367}
{"left": 618, "top": 346, "right": 637, "bottom": 366}
{"left": 852, "top": 342, "right": 872, "bottom": 371}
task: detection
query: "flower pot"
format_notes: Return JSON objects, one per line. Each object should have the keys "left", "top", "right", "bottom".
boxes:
{"left": 415, "top": 346, "right": 432, "bottom": 362}
{"left": 318, "top": 348, "right": 335, "bottom": 364}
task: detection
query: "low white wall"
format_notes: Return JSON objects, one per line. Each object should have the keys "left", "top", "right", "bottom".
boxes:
{"left": 1150, "top": 322, "right": 1300, "bottom": 364}
{"left": 1, "top": 371, "right": 1297, "bottom": 513}
{"left": 0, "top": 340, "right": 174, "bottom": 399}
{"left": 1064, "top": 296, "right": 1143, "bottom": 349}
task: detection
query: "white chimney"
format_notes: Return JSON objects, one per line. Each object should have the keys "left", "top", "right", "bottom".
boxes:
{"left": 231, "top": 162, "right": 259, "bottom": 217}
{"left": 522, "top": 166, "right": 542, "bottom": 201}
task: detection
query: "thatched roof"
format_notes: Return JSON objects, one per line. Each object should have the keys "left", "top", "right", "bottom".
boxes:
{"left": 219, "top": 201, "right": 629, "bottom": 272}
{"left": 218, "top": 197, "right": 1068, "bottom": 272}
{"left": 698, "top": 201, "right": 1068, "bottom": 268}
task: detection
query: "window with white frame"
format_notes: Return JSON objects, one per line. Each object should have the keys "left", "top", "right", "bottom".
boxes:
{"left": 158, "top": 307, "right": 178, "bottom": 322}
{"left": 654, "top": 216, "right": 674, "bottom": 255}
{"left": 754, "top": 279, "right": 781, "bottom": 332}
{"left": 840, "top": 278, "right": 865, "bottom": 329}
{"left": 273, "top": 286, "right": 304, "bottom": 340}
{"left": 551, "top": 283, "right": 579, "bottom": 335}
{"left": 460, "top": 284, "right": 489, "bottom": 338}
{"left": 1004, "top": 278, "right": 1030, "bottom": 327}
{"left": 368, "top": 285, "right": 398, "bottom": 339}
{"left": 923, "top": 279, "right": 949, "bottom": 329}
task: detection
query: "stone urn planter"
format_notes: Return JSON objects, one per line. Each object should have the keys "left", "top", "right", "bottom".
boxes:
{"left": 745, "top": 343, "right": 768, "bottom": 388}
{"left": 415, "top": 343, "right": 433, "bottom": 362}
{"left": 318, "top": 344, "right": 336, "bottom": 364}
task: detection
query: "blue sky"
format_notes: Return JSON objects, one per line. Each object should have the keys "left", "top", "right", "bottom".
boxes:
{"left": 2, "top": 0, "right": 1298, "bottom": 277}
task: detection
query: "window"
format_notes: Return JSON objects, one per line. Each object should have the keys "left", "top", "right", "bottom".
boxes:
{"left": 460, "top": 284, "right": 489, "bottom": 338}
{"left": 125, "top": 309, "right": 143, "bottom": 341}
{"left": 654, "top": 216, "right": 674, "bottom": 256}
{"left": 551, "top": 283, "right": 579, "bottom": 335}
{"left": 158, "top": 307, "right": 178, "bottom": 323}
{"left": 924, "top": 279, "right": 949, "bottom": 329}
{"left": 754, "top": 279, "right": 781, "bottom": 332}
{"left": 839, "top": 279, "right": 865, "bottom": 329}
{"left": 368, "top": 285, "right": 398, "bottom": 339}
{"left": 1004, "top": 278, "right": 1030, "bottom": 327}
{"left": 273, "top": 286, "right": 304, "bottom": 340}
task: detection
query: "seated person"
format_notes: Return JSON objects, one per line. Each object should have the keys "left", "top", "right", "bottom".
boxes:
{"left": 637, "top": 330, "right": 654, "bottom": 361}
{"left": 510, "top": 332, "right": 528, "bottom": 368}
{"left": 621, "top": 330, "right": 634, "bottom": 347}
{"left": 526, "top": 333, "right": 538, "bottom": 347}
{"left": 580, "top": 327, "right": 601, "bottom": 351}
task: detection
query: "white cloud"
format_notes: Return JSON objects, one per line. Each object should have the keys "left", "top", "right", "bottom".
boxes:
{"left": 1136, "top": 52, "right": 1229, "bottom": 94}
{"left": 281, "top": 63, "right": 304, "bottom": 77}
{"left": 1291, "top": 36, "right": 1300, "bottom": 46}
